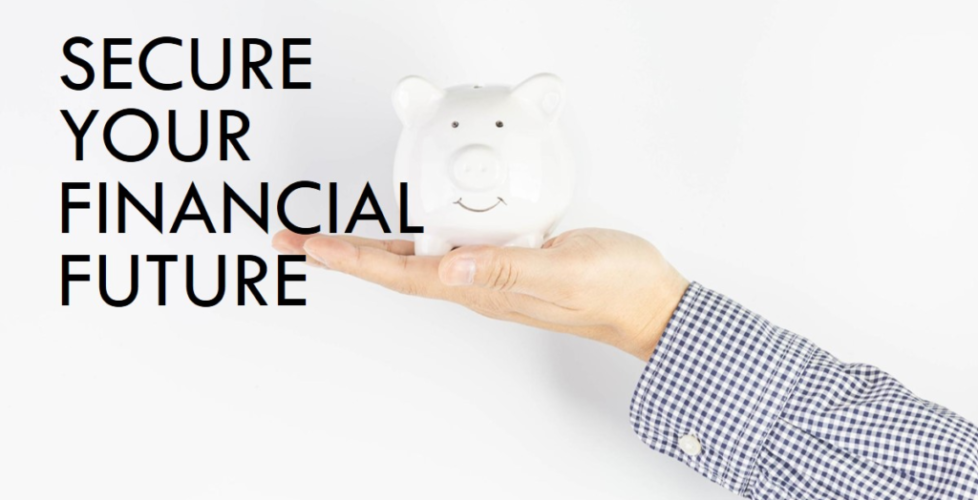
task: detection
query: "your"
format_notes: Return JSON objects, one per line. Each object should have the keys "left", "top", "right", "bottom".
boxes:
{"left": 60, "top": 108, "right": 249, "bottom": 162}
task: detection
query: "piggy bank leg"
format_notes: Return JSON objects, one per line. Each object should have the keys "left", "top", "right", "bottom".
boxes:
{"left": 414, "top": 234, "right": 454, "bottom": 256}
{"left": 504, "top": 233, "right": 544, "bottom": 249}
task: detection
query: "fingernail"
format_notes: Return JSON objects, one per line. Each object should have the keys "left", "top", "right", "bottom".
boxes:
{"left": 444, "top": 258, "right": 476, "bottom": 286}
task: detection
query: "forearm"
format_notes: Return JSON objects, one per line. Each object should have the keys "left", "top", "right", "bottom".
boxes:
{"left": 631, "top": 282, "right": 978, "bottom": 499}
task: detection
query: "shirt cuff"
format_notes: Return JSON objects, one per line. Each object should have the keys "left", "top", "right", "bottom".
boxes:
{"left": 629, "top": 282, "right": 816, "bottom": 495}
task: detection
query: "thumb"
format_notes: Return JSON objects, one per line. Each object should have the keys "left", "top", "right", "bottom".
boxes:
{"left": 439, "top": 245, "right": 555, "bottom": 296}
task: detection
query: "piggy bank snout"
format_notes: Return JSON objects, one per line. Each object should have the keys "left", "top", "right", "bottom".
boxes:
{"left": 450, "top": 145, "right": 505, "bottom": 192}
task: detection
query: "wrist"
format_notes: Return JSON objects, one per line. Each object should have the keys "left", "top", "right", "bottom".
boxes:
{"left": 621, "top": 274, "right": 690, "bottom": 360}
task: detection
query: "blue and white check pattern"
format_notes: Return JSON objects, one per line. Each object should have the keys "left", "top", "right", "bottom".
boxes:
{"left": 630, "top": 282, "right": 978, "bottom": 499}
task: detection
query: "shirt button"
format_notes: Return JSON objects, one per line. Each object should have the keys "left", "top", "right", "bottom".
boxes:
{"left": 678, "top": 434, "right": 702, "bottom": 456}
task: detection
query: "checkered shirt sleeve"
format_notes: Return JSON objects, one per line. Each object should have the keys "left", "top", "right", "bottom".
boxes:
{"left": 630, "top": 282, "right": 978, "bottom": 499}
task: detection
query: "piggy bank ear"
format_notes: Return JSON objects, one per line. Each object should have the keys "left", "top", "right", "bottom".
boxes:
{"left": 512, "top": 73, "right": 565, "bottom": 121}
{"left": 392, "top": 76, "right": 445, "bottom": 127}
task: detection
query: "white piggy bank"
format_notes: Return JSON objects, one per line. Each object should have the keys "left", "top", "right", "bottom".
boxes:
{"left": 392, "top": 73, "right": 575, "bottom": 256}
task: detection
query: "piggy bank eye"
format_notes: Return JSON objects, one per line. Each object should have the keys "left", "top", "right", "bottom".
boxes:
{"left": 451, "top": 121, "right": 459, "bottom": 128}
{"left": 495, "top": 121, "right": 504, "bottom": 128}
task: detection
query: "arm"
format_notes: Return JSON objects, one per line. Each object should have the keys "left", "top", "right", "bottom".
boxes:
{"left": 273, "top": 228, "right": 978, "bottom": 499}
{"left": 633, "top": 283, "right": 978, "bottom": 499}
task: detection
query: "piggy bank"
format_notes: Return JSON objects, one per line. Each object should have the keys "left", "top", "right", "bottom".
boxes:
{"left": 392, "top": 73, "right": 575, "bottom": 256}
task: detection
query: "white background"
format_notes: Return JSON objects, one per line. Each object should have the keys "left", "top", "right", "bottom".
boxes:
{"left": 1, "top": 1, "right": 977, "bottom": 498}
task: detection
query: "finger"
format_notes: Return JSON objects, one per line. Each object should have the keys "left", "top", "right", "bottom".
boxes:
{"left": 303, "top": 236, "right": 446, "bottom": 298}
{"left": 272, "top": 230, "right": 317, "bottom": 254}
{"left": 273, "top": 230, "right": 416, "bottom": 256}
{"left": 438, "top": 245, "right": 561, "bottom": 297}
{"left": 328, "top": 235, "right": 416, "bottom": 255}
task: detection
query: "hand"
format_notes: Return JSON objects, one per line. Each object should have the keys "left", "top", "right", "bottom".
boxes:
{"left": 272, "top": 228, "right": 689, "bottom": 360}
